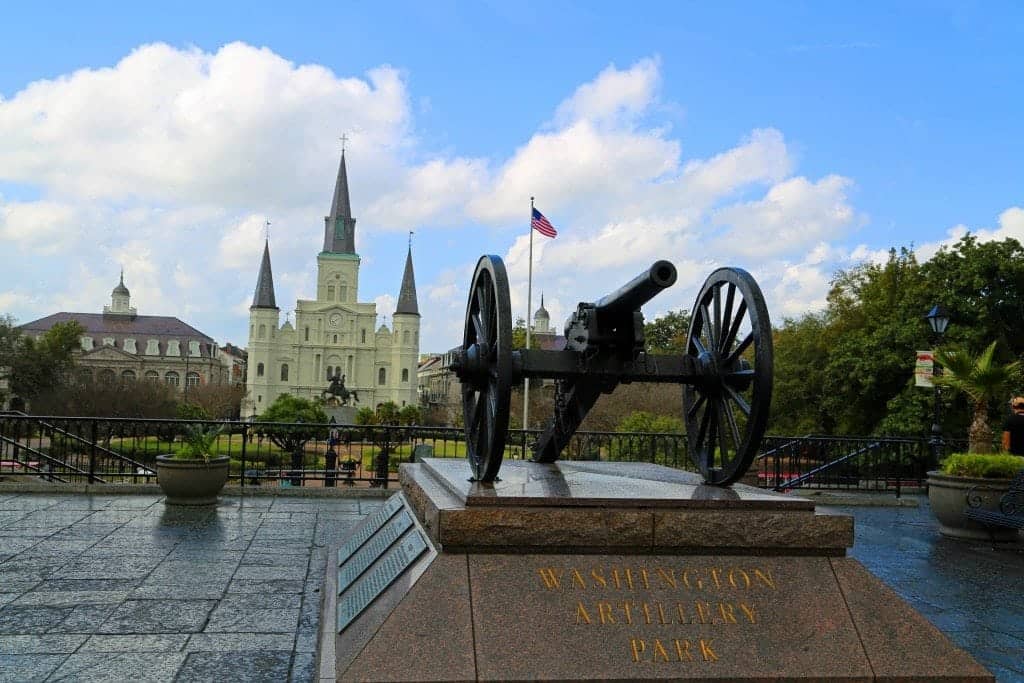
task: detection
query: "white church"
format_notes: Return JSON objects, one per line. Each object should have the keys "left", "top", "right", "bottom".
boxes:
{"left": 243, "top": 150, "right": 420, "bottom": 417}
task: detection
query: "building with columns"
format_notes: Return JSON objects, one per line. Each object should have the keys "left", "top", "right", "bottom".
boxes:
{"left": 20, "top": 274, "right": 227, "bottom": 389}
{"left": 243, "top": 151, "right": 420, "bottom": 416}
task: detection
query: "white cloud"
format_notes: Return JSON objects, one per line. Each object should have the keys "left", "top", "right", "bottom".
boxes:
{"left": 553, "top": 58, "right": 661, "bottom": 127}
{"left": 0, "top": 200, "right": 80, "bottom": 251}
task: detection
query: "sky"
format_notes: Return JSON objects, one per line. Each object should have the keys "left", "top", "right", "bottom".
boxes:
{"left": 1, "top": 1, "right": 1022, "bottom": 355}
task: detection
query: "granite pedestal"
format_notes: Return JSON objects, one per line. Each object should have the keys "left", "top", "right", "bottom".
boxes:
{"left": 325, "top": 458, "right": 993, "bottom": 682}
{"left": 324, "top": 406, "right": 358, "bottom": 426}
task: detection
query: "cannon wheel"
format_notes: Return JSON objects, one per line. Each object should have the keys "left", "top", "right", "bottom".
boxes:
{"left": 683, "top": 267, "right": 773, "bottom": 486}
{"left": 461, "top": 255, "right": 513, "bottom": 482}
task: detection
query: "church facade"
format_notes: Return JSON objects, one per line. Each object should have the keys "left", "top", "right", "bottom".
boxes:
{"left": 243, "top": 151, "right": 420, "bottom": 417}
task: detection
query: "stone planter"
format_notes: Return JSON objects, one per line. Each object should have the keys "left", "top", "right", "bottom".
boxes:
{"left": 926, "top": 470, "right": 1020, "bottom": 541}
{"left": 156, "top": 455, "right": 230, "bottom": 505}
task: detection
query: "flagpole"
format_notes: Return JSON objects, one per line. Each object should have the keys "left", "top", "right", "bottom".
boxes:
{"left": 524, "top": 197, "right": 535, "bottom": 436}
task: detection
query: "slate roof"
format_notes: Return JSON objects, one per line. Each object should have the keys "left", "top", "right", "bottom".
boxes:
{"left": 20, "top": 312, "right": 214, "bottom": 340}
{"left": 252, "top": 240, "right": 278, "bottom": 309}
{"left": 395, "top": 246, "right": 419, "bottom": 316}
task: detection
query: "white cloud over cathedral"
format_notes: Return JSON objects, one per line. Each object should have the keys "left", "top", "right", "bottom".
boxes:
{"left": 0, "top": 42, "right": 1020, "bottom": 353}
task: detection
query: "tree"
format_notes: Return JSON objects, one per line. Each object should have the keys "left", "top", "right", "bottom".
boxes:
{"left": 255, "top": 395, "right": 328, "bottom": 453}
{"left": 376, "top": 401, "right": 401, "bottom": 425}
{"left": 511, "top": 317, "right": 542, "bottom": 350}
{"left": 933, "top": 342, "right": 1020, "bottom": 453}
{"left": 769, "top": 314, "right": 833, "bottom": 435}
{"left": 398, "top": 404, "right": 422, "bottom": 425}
{"left": 644, "top": 309, "right": 691, "bottom": 355}
{"left": 0, "top": 318, "right": 84, "bottom": 406}
{"left": 616, "top": 411, "right": 684, "bottom": 434}
{"left": 355, "top": 407, "right": 377, "bottom": 425}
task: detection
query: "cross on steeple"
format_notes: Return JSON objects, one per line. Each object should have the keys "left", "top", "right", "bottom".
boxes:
{"left": 264, "top": 219, "right": 271, "bottom": 241}
{"left": 408, "top": 230, "right": 414, "bottom": 248}
{"left": 339, "top": 133, "right": 349, "bottom": 154}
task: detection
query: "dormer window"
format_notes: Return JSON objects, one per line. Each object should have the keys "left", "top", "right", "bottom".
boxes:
{"left": 189, "top": 341, "right": 201, "bottom": 357}
{"left": 146, "top": 339, "right": 160, "bottom": 355}
{"left": 80, "top": 337, "right": 94, "bottom": 351}
{"left": 103, "top": 338, "right": 115, "bottom": 347}
{"left": 166, "top": 340, "right": 181, "bottom": 357}
{"left": 123, "top": 338, "right": 137, "bottom": 354}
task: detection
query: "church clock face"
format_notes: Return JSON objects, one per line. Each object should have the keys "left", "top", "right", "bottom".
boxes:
{"left": 329, "top": 313, "right": 341, "bottom": 328}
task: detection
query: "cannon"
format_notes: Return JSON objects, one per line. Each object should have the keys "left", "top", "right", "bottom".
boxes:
{"left": 447, "top": 255, "right": 773, "bottom": 486}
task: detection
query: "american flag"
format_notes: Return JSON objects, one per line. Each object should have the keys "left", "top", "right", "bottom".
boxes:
{"left": 531, "top": 208, "right": 557, "bottom": 238}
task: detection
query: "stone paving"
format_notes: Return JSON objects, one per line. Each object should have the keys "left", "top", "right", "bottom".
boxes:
{"left": 1, "top": 490, "right": 1022, "bottom": 682}
{"left": 0, "top": 492, "right": 380, "bottom": 682}
{"left": 834, "top": 499, "right": 1024, "bottom": 683}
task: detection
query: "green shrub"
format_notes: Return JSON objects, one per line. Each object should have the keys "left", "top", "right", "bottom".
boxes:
{"left": 940, "top": 453, "right": 1024, "bottom": 478}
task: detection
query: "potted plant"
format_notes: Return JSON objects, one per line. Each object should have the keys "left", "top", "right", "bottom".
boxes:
{"left": 925, "top": 341, "right": 1022, "bottom": 538}
{"left": 927, "top": 452, "right": 1024, "bottom": 540}
{"left": 156, "top": 424, "right": 230, "bottom": 505}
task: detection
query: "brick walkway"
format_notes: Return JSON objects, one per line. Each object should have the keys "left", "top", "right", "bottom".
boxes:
{"left": 0, "top": 492, "right": 380, "bottom": 682}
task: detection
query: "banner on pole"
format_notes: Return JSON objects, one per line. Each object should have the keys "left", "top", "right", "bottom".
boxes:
{"left": 915, "top": 350, "right": 935, "bottom": 388}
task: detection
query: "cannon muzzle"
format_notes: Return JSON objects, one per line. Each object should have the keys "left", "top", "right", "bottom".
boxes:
{"left": 592, "top": 260, "right": 677, "bottom": 316}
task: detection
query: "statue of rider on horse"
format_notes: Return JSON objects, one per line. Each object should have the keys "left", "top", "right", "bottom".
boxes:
{"left": 322, "top": 373, "right": 359, "bottom": 406}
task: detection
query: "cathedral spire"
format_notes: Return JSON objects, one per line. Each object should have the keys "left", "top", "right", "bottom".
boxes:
{"left": 251, "top": 239, "right": 278, "bottom": 309}
{"left": 323, "top": 149, "right": 357, "bottom": 254}
{"left": 395, "top": 242, "right": 419, "bottom": 316}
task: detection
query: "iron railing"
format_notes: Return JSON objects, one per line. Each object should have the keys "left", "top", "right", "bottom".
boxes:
{"left": 0, "top": 413, "right": 966, "bottom": 493}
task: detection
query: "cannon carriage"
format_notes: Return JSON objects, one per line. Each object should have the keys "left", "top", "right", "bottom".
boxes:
{"left": 447, "top": 255, "right": 773, "bottom": 486}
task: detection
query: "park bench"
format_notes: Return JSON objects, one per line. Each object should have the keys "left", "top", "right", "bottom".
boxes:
{"left": 964, "top": 469, "right": 1024, "bottom": 541}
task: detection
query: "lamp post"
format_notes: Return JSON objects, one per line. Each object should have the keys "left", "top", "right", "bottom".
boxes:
{"left": 925, "top": 305, "right": 951, "bottom": 467}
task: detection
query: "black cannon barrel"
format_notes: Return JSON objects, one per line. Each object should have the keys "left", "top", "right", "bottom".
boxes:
{"left": 592, "top": 260, "right": 677, "bottom": 316}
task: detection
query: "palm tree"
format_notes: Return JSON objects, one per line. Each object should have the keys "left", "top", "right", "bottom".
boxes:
{"left": 933, "top": 341, "right": 1020, "bottom": 454}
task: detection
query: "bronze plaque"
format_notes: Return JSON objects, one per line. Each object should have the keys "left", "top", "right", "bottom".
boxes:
{"left": 337, "top": 530, "right": 428, "bottom": 633}
{"left": 336, "top": 494, "right": 405, "bottom": 563}
{"left": 337, "top": 509, "right": 415, "bottom": 594}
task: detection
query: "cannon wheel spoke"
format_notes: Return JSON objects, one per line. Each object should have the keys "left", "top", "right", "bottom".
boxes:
{"left": 461, "top": 255, "right": 512, "bottom": 482}
{"left": 683, "top": 267, "right": 773, "bottom": 486}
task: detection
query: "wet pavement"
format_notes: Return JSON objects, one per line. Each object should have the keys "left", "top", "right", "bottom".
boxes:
{"left": 0, "top": 491, "right": 1021, "bottom": 682}
{"left": 833, "top": 499, "right": 1024, "bottom": 682}
{"left": 0, "top": 492, "right": 378, "bottom": 682}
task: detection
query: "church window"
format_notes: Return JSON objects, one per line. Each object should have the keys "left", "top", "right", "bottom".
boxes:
{"left": 361, "top": 329, "right": 366, "bottom": 344}
{"left": 123, "top": 338, "right": 137, "bottom": 354}
{"left": 165, "top": 371, "right": 180, "bottom": 387}
{"left": 304, "top": 327, "right": 309, "bottom": 342}
{"left": 186, "top": 372, "right": 200, "bottom": 387}
{"left": 258, "top": 325, "right": 266, "bottom": 339}
{"left": 189, "top": 341, "right": 200, "bottom": 357}
{"left": 121, "top": 370, "right": 136, "bottom": 383}
{"left": 144, "top": 370, "right": 159, "bottom": 383}
{"left": 403, "top": 330, "right": 410, "bottom": 344}
{"left": 333, "top": 334, "right": 338, "bottom": 344}
{"left": 328, "top": 285, "right": 335, "bottom": 300}
{"left": 81, "top": 337, "right": 94, "bottom": 351}
{"left": 402, "top": 368, "right": 409, "bottom": 383}
{"left": 340, "top": 285, "right": 348, "bottom": 301}
{"left": 378, "top": 368, "right": 386, "bottom": 385}
{"left": 257, "top": 363, "right": 265, "bottom": 378}
{"left": 98, "top": 369, "right": 115, "bottom": 384}
{"left": 250, "top": 324, "right": 254, "bottom": 337}
{"left": 258, "top": 395, "right": 262, "bottom": 403}
{"left": 167, "top": 340, "right": 181, "bottom": 356}
{"left": 280, "top": 364, "right": 289, "bottom": 381}
{"left": 326, "top": 365, "right": 333, "bottom": 380}
{"left": 103, "top": 338, "right": 115, "bottom": 347}
{"left": 146, "top": 340, "right": 160, "bottom": 355}
{"left": 347, "top": 356, "right": 353, "bottom": 378}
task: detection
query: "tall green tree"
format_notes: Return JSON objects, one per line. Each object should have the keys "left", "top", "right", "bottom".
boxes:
{"left": 255, "top": 395, "right": 328, "bottom": 453}
{"left": 933, "top": 342, "right": 1020, "bottom": 453}
{"left": 644, "top": 309, "right": 690, "bottom": 355}
{"left": 0, "top": 318, "right": 83, "bottom": 405}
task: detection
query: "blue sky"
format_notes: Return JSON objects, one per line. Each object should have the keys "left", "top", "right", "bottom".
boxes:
{"left": 1, "top": 1, "right": 1022, "bottom": 355}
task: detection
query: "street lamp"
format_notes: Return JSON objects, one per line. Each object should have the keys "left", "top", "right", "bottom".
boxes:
{"left": 924, "top": 305, "right": 951, "bottom": 466}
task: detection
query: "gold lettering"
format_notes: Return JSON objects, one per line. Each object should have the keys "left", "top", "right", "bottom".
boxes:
{"left": 639, "top": 602, "right": 653, "bottom": 625}
{"left": 597, "top": 601, "right": 616, "bottom": 624}
{"left": 718, "top": 602, "right": 738, "bottom": 624}
{"left": 570, "top": 568, "right": 587, "bottom": 589}
{"left": 537, "top": 568, "right": 563, "bottom": 590}
{"left": 590, "top": 567, "right": 607, "bottom": 588}
{"left": 621, "top": 601, "right": 634, "bottom": 625}
{"left": 753, "top": 568, "right": 776, "bottom": 590}
{"left": 624, "top": 568, "right": 636, "bottom": 589}
{"left": 575, "top": 601, "right": 592, "bottom": 625}
{"left": 639, "top": 567, "right": 651, "bottom": 589}
{"left": 656, "top": 568, "right": 677, "bottom": 589}
{"left": 676, "top": 602, "right": 690, "bottom": 624}
{"left": 709, "top": 568, "right": 723, "bottom": 589}
{"left": 682, "top": 569, "right": 704, "bottom": 589}
{"left": 728, "top": 567, "right": 751, "bottom": 589}
{"left": 700, "top": 639, "right": 718, "bottom": 662}
{"left": 657, "top": 602, "right": 670, "bottom": 625}
{"left": 611, "top": 568, "right": 622, "bottom": 589}
{"left": 652, "top": 639, "right": 670, "bottom": 662}
{"left": 739, "top": 602, "right": 757, "bottom": 624}
{"left": 695, "top": 601, "right": 711, "bottom": 624}
{"left": 673, "top": 639, "right": 694, "bottom": 662}
{"left": 630, "top": 639, "right": 646, "bottom": 663}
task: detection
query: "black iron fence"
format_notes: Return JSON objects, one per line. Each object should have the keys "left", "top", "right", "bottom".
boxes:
{"left": 0, "top": 413, "right": 962, "bottom": 493}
